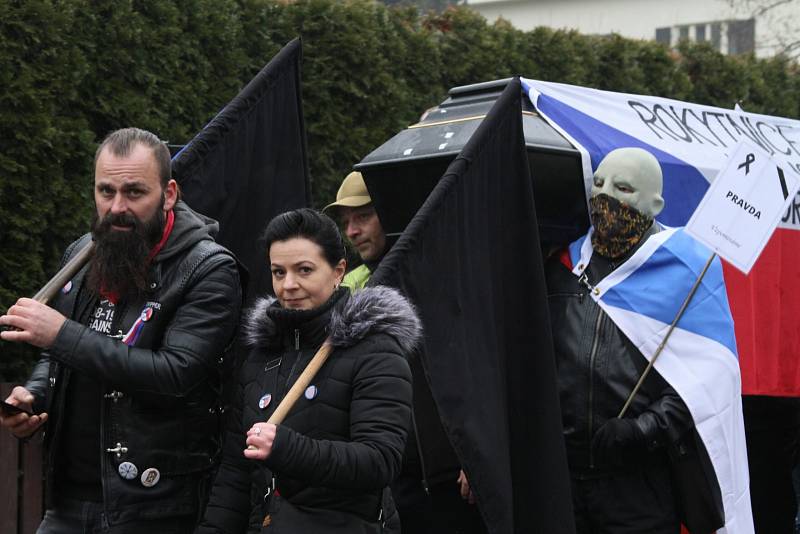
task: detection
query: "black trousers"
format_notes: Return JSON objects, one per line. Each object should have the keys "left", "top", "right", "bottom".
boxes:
{"left": 570, "top": 463, "right": 680, "bottom": 534}
{"left": 743, "top": 395, "right": 800, "bottom": 534}
{"left": 36, "top": 496, "right": 194, "bottom": 534}
{"left": 392, "top": 473, "right": 486, "bottom": 534}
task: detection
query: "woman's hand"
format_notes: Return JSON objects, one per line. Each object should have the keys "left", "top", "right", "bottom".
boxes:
{"left": 244, "top": 423, "right": 277, "bottom": 460}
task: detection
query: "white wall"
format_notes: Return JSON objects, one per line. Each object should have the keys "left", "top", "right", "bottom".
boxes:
{"left": 466, "top": 0, "right": 799, "bottom": 57}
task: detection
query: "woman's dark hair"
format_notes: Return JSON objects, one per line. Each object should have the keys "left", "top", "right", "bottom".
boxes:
{"left": 263, "top": 208, "right": 346, "bottom": 267}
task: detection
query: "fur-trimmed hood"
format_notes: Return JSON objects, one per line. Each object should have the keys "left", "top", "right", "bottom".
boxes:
{"left": 242, "top": 285, "right": 422, "bottom": 355}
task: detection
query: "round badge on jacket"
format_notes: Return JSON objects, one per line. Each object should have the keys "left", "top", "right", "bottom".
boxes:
{"left": 304, "top": 385, "right": 318, "bottom": 400}
{"left": 140, "top": 467, "right": 160, "bottom": 488}
{"left": 118, "top": 462, "right": 138, "bottom": 480}
{"left": 259, "top": 393, "right": 272, "bottom": 410}
{"left": 140, "top": 307, "right": 154, "bottom": 322}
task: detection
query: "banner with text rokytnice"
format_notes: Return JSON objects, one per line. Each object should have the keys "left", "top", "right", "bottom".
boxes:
{"left": 521, "top": 78, "right": 800, "bottom": 396}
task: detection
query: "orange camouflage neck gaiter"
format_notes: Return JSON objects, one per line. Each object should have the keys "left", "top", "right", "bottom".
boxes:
{"left": 589, "top": 194, "right": 652, "bottom": 260}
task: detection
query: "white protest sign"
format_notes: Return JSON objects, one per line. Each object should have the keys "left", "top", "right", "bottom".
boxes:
{"left": 686, "top": 140, "right": 800, "bottom": 273}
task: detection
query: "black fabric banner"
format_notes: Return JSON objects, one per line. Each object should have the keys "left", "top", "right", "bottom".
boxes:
{"left": 172, "top": 38, "right": 310, "bottom": 302}
{"left": 370, "top": 78, "right": 575, "bottom": 533}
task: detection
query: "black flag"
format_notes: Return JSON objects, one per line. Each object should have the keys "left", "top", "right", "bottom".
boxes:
{"left": 370, "top": 78, "right": 575, "bottom": 533}
{"left": 172, "top": 38, "right": 310, "bottom": 301}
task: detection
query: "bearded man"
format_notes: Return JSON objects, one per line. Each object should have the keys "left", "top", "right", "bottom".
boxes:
{"left": 546, "top": 148, "right": 696, "bottom": 533}
{"left": 0, "top": 128, "right": 243, "bottom": 533}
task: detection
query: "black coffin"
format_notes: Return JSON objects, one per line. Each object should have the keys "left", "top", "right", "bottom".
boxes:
{"left": 355, "top": 78, "right": 590, "bottom": 248}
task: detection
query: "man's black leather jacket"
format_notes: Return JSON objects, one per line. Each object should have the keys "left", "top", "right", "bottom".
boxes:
{"left": 24, "top": 202, "right": 243, "bottom": 525}
{"left": 545, "top": 227, "right": 694, "bottom": 475}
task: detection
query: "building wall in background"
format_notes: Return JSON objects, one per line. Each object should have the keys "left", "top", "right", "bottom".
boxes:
{"left": 467, "top": 0, "right": 797, "bottom": 57}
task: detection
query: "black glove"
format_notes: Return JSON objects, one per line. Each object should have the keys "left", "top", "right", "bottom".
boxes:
{"left": 591, "top": 417, "right": 647, "bottom": 468}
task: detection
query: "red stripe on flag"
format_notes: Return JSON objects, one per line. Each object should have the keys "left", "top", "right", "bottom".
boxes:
{"left": 558, "top": 247, "right": 573, "bottom": 271}
{"left": 723, "top": 228, "right": 800, "bottom": 396}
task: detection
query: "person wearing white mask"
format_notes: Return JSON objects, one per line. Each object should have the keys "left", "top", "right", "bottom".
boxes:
{"left": 546, "top": 148, "right": 694, "bottom": 534}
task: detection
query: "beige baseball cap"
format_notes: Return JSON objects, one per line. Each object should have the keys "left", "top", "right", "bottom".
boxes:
{"left": 323, "top": 171, "right": 372, "bottom": 213}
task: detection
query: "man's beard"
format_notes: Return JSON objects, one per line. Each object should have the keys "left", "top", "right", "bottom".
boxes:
{"left": 87, "top": 207, "right": 165, "bottom": 301}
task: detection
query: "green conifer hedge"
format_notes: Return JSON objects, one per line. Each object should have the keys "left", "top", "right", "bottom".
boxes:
{"left": 1, "top": 0, "right": 798, "bottom": 379}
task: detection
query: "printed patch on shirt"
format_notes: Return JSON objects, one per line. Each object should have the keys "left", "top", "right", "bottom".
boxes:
{"left": 88, "top": 299, "right": 116, "bottom": 335}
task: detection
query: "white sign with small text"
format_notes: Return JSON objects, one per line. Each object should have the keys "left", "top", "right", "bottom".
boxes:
{"left": 686, "top": 140, "right": 800, "bottom": 273}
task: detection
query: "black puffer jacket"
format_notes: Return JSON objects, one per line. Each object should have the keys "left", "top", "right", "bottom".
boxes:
{"left": 24, "top": 201, "right": 243, "bottom": 525}
{"left": 546, "top": 227, "right": 694, "bottom": 474}
{"left": 198, "top": 286, "right": 419, "bottom": 533}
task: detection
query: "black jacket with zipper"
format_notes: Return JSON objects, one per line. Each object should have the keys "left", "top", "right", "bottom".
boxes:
{"left": 24, "top": 201, "right": 243, "bottom": 525}
{"left": 198, "top": 286, "right": 419, "bottom": 533}
{"left": 545, "top": 226, "right": 694, "bottom": 475}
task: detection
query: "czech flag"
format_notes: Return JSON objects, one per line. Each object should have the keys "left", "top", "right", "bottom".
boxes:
{"left": 522, "top": 78, "right": 800, "bottom": 397}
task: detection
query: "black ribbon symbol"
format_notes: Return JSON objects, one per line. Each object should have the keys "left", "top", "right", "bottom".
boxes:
{"left": 738, "top": 153, "right": 755, "bottom": 175}
{"left": 778, "top": 167, "right": 789, "bottom": 200}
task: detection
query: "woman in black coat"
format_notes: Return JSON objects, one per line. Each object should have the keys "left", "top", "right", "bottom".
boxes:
{"left": 198, "top": 209, "right": 419, "bottom": 533}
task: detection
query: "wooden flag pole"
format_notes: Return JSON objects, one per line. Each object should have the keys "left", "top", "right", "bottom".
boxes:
{"left": 32, "top": 241, "right": 95, "bottom": 304}
{"left": 267, "top": 340, "right": 333, "bottom": 425}
{"left": 1, "top": 241, "right": 95, "bottom": 333}
{"left": 246, "top": 339, "right": 334, "bottom": 450}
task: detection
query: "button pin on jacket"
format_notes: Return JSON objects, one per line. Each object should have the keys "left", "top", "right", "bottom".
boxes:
{"left": 304, "top": 385, "right": 318, "bottom": 400}
{"left": 62, "top": 281, "right": 73, "bottom": 294}
{"left": 118, "top": 462, "right": 138, "bottom": 480}
{"left": 259, "top": 393, "right": 272, "bottom": 410}
{"left": 140, "top": 467, "right": 160, "bottom": 488}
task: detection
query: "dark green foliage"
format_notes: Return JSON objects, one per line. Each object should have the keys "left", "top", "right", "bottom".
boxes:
{"left": 1, "top": 0, "right": 799, "bottom": 380}
{"left": 72, "top": 0, "right": 247, "bottom": 144}
{"left": 0, "top": 0, "right": 95, "bottom": 380}
{"left": 379, "top": 0, "right": 458, "bottom": 13}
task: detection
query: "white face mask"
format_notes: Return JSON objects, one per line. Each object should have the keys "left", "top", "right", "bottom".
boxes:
{"left": 591, "top": 147, "right": 665, "bottom": 219}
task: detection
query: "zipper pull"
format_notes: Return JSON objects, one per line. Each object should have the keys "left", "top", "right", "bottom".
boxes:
{"left": 294, "top": 329, "right": 300, "bottom": 351}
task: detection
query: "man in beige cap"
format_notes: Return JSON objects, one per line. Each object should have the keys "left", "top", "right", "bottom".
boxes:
{"left": 325, "top": 170, "right": 484, "bottom": 534}
{"left": 324, "top": 171, "right": 387, "bottom": 289}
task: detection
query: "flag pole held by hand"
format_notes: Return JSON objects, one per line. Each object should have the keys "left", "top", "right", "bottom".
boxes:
{"left": 618, "top": 252, "right": 716, "bottom": 418}
{"left": 1, "top": 241, "right": 95, "bottom": 333}
{"left": 246, "top": 339, "right": 334, "bottom": 450}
